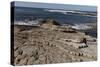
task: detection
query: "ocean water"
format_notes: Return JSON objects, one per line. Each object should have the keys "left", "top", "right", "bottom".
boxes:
{"left": 14, "top": 7, "right": 97, "bottom": 37}
{"left": 14, "top": 7, "right": 96, "bottom": 23}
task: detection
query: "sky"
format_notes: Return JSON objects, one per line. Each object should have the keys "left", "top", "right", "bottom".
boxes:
{"left": 11, "top": 1, "right": 97, "bottom": 12}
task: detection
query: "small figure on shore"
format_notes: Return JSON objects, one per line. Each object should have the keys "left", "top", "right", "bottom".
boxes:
{"left": 82, "top": 38, "right": 88, "bottom": 47}
{"left": 79, "top": 38, "right": 88, "bottom": 49}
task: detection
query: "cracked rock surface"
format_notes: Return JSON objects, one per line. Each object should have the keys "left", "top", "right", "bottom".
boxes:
{"left": 13, "top": 25, "right": 97, "bottom": 66}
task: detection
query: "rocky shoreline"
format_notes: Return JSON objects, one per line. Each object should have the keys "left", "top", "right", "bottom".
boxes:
{"left": 13, "top": 19, "right": 97, "bottom": 65}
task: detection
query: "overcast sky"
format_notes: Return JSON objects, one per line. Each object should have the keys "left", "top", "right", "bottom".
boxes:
{"left": 12, "top": 1, "right": 97, "bottom": 12}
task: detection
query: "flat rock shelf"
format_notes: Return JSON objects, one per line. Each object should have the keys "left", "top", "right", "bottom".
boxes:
{"left": 13, "top": 24, "right": 97, "bottom": 66}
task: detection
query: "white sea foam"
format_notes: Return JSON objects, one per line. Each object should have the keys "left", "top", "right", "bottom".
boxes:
{"left": 14, "top": 20, "right": 40, "bottom": 26}
{"left": 44, "top": 9, "right": 88, "bottom": 15}
{"left": 44, "top": 9, "right": 75, "bottom": 15}
{"left": 72, "top": 24, "right": 92, "bottom": 30}
{"left": 44, "top": 9, "right": 97, "bottom": 17}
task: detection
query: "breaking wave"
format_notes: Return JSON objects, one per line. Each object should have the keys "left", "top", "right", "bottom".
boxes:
{"left": 72, "top": 23, "right": 92, "bottom": 30}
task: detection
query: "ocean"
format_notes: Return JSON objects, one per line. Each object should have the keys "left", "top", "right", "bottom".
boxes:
{"left": 14, "top": 7, "right": 97, "bottom": 37}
